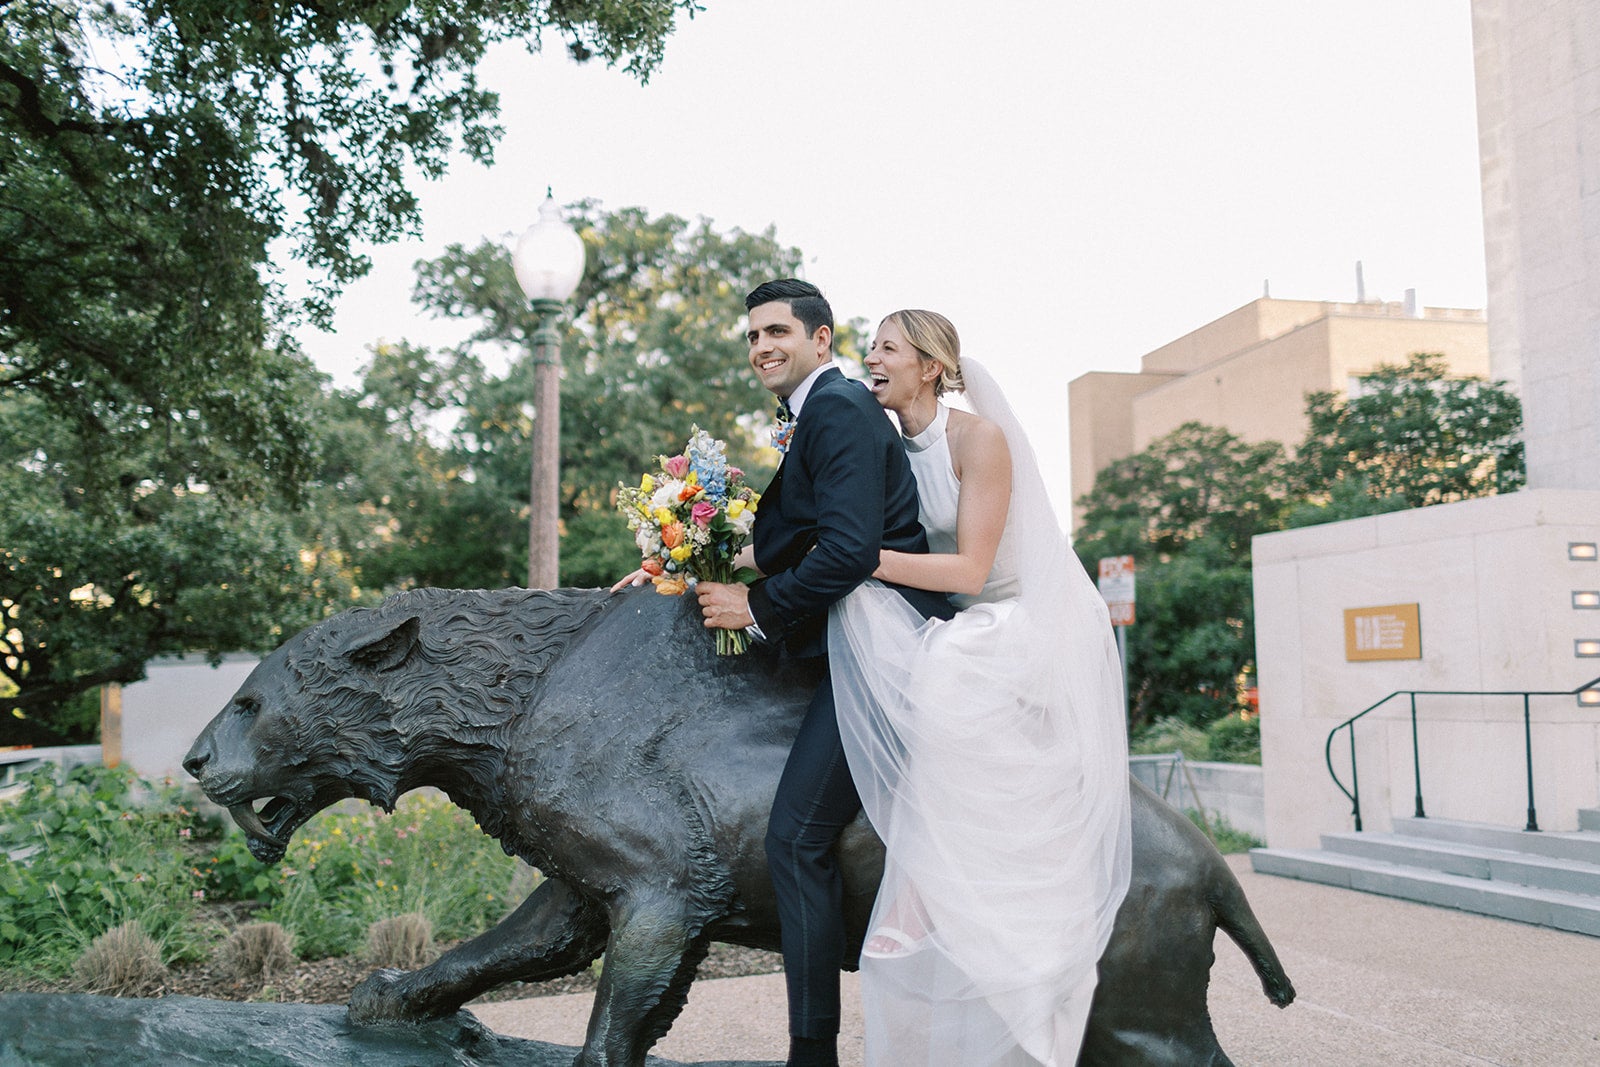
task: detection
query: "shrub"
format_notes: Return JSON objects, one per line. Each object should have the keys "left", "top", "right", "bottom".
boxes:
{"left": 217, "top": 922, "right": 295, "bottom": 981}
{"left": 1205, "top": 713, "right": 1261, "bottom": 765}
{"left": 1129, "top": 718, "right": 1211, "bottom": 761}
{"left": 0, "top": 767, "right": 519, "bottom": 978}
{"left": 257, "top": 792, "right": 518, "bottom": 959}
{"left": 366, "top": 912, "right": 434, "bottom": 969}
{"left": 0, "top": 764, "right": 207, "bottom": 976}
{"left": 72, "top": 921, "right": 166, "bottom": 996}
{"left": 203, "top": 833, "right": 286, "bottom": 907}
{"left": 1130, "top": 714, "right": 1261, "bottom": 764}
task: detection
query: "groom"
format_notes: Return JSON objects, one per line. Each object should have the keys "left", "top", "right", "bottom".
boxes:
{"left": 697, "top": 279, "right": 951, "bottom": 1067}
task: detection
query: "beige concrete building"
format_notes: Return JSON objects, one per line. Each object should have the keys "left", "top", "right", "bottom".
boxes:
{"left": 1068, "top": 297, "right": 1489, "bottom": 526}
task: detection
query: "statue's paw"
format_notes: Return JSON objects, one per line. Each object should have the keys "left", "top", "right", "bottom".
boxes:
{"left": 347, "top": 968, "right": 416, "bottom": 1024}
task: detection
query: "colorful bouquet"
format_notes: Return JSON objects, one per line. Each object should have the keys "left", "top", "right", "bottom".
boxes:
{"left": 617, "top": 427, "right": 761, "bottom": 655}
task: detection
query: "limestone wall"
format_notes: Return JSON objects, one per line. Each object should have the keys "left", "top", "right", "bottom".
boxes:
{"left": 1253, "top": 489, "right": 1600, "bottom": 847}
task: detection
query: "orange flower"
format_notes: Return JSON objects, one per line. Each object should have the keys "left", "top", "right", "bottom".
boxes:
{"left": 641, "top": 558, "right": 664, "bottom": 576}
{"left": 654, "top": 575, "right": 688, "bottom": 596}
{"left": 661, "top": 522, "right": 686, "bottom": 549}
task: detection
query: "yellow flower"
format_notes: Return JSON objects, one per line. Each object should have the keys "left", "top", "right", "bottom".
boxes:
{"left": 640, "top": 473, "right": 655, "bottom": 493}
{"left": 654, "top": 507, "right": 675, "bottom": 526}
{"left": 727, "top": 500, "right": 745, "bottom": 518}
{"left": 670, "top": 545, "right": 692, "bottom": 563}
{"left": 685, "top": 471, "right": 699, "bottom": 486}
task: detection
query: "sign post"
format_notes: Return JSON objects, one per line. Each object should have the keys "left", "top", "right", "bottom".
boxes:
{"left": 1097, "top": 555, "right": 1136, "bottom": 724}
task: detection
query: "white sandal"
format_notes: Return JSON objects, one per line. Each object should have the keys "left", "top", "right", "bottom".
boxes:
{"left": 862, "top": 926, "right": 929, "bottom": 960}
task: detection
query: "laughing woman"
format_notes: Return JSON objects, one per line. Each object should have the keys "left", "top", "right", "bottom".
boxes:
{"left": 830, "top": 310, "right": 1132, "bottom": 1066}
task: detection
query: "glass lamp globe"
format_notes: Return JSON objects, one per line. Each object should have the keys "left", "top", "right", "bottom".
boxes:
{"left": 512, "top": 190, "right": 585, "bottom": 303}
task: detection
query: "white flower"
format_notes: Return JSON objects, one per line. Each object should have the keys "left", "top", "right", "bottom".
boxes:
{"left": 651, "top": 483, "right": 685, "bottom": 510}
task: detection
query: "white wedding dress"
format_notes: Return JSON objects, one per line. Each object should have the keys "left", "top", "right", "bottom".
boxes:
{"left": 830, "top": 360, "right": 1132, "bottom": 1066}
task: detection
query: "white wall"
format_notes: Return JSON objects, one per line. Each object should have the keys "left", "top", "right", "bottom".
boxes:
{"left": 114, "top": 653, "right": 261, "bottom": 781}
{"left": 1254, "top": 489, "right": 1600, "bottom": 847}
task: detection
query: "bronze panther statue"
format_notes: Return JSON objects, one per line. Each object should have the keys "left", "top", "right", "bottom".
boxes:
{"left": 183, "top": 587, "right": 1293, "bottom": 1066}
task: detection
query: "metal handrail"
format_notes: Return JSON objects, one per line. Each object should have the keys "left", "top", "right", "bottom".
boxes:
{"left": 1325, "top": 675, "right": 1600, "bottom": 832}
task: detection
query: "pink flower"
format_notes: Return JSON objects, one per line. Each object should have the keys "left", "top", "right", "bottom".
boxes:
{"left": 728, "top": 467, "right": 743, "bottom": 480}
{"left": 178, "top": 827, "right": 191, "bottom": 838}
{"left": 193, "top": 889, "right": 206, "bottom": 901}
{"left": 663, "top": 454, "right": 690, "bottom": 478}
{"left": 691, "top": 501, "right": 717, "bottom": 527}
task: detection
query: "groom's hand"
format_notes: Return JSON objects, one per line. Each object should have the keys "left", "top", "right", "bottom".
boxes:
{"left": 697, "top": 581, "right": 755, "bottom": 631}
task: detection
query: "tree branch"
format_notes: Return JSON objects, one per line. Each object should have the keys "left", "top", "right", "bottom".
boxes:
{"left": 0, "top": 56, "right": 119, "bottom": 139}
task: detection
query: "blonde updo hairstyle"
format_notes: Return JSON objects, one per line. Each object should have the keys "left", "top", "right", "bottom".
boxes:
{"left": 882, "top": 309, "right": 963, "bottom": 396}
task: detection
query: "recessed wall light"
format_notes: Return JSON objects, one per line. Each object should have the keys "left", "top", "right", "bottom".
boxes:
{"left": 1577, "top": 639, "right": 1600, "bottom": 658}
{"left": 1580, "top": 688, "right": 1600, "bottom": 707}
{"left": 1572, "top": 542, "right": 1600, "bottom": 561}
{"left": 1576, "top": 591, "right": 1600, "bottom": 609}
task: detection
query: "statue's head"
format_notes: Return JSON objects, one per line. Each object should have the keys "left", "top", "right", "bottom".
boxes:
{"left": 182, "top": 609, "right": 421, "bottom": 862}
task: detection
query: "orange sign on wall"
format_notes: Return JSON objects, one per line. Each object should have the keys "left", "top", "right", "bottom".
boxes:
{"left": 1344, "top": 603, "right": 1422, "bottom": 661}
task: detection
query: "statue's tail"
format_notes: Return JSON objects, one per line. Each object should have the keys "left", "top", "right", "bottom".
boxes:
{"left": 1211, "top": 869, "right": 1296, "bottom": 1008}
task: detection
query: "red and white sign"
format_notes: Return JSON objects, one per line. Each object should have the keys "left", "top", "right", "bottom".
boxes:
{"left": 1097, "top": 555, "right": 1136, "bottom": 626}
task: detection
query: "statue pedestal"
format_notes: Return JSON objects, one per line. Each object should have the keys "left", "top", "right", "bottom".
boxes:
{"left": 0, "top": 993, "right": 781, "bottom": 1067}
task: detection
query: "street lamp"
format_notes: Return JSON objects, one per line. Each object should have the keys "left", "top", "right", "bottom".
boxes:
{"left": 512, "top": 188, "right": 586, "bottom": 589}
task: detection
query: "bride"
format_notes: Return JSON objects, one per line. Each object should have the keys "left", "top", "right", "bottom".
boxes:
{"left": 830, "top": 310, "right": 1132, "bottom": 1066}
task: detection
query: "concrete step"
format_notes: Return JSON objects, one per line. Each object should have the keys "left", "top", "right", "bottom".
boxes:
{"left": 1320, "top": 831, "right": 1600, "bottom": 896}
{"left": 1249, "top": 847, "right": 1600, "bottom": 937}
{"left": 1579, "top": 808, "right": 1600, "bottom": 832}
{"left": 1389, "top": 816, "right": 1600, "bottom": 865}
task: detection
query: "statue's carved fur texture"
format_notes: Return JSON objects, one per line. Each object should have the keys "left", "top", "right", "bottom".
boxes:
{"left": 186, "top": 588, "right": 1293, "bottom": 1067}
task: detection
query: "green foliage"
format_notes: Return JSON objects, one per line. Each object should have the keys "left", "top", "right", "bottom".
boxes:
{"left": 1075, "top": 422, "right": 1292, "bottom": 562}
{"left": 1073, "top": 424, "right": 1285, "bottom": 726}
{"left": 1283, "top": 472, "right": 1410, "bottom": 529}
{"left": 1, "top": 768, "right": 520, "bottom": 981}
{"left": 0, "top": 764, "right": 208, "bottom": 974}
{"left": 1186, "top": 811, "right": 1262, "bottom": 854}
{"left": 1118, "top": 545, "right": 1258, "bottom": 728}
{"left": 1203, "top": 713, "right": 1261, "bottom": 765}
{"left": 1294, "top": 353, "right": 1524, "bottom": 512}
{"left": 0, "top": 387, "right": 355, "bottom": 744}
{"left": 256, "top": 794, "right": 519, "bottom": 959}
{"left": 1, "top": 1, "right": 697, "bottom": 735}
{"left": 1129, "top": 713, "right": 1259, "bottom": 764}
{"left": 333, "top": 205, "right": 799, "bottom": 590}
{"left": 1129, "top": 718, "right": 1211, "bottom": 761}
{"left": 202, "top": 834, "right": 283, "bottom": 906}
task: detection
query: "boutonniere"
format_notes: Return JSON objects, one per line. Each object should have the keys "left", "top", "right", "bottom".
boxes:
{"left": 771, "top": 398, "right": 795, "bottom": 455}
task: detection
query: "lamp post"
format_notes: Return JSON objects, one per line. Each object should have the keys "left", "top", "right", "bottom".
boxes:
{"left": 511, "top": 189, "right": 586, "bottom": 589}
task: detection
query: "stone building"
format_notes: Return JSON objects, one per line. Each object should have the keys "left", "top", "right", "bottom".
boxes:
{"left": 1068, "top": 295, "right": 1489, "bottom": 527}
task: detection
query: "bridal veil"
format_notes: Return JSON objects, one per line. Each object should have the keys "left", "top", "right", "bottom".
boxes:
{"left": 829, "top": 359, "right": 1133, "bottom": 1066}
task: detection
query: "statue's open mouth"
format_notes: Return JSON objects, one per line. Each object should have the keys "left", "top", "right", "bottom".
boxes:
{"left": 227, "top": 796, "right": 300, "bottom": 862}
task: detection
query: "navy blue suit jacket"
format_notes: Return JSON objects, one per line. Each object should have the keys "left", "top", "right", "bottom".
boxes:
{"left": 747, "top": 367, "right": 951, "bottom": 657}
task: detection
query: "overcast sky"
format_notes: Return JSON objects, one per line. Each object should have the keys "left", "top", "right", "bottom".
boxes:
{"left": 294, "top": 0, "right": 1487, "bottom": 519}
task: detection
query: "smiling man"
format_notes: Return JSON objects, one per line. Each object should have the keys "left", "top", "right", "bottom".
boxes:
{"left": 695, "top": 279, "right": 950, "bottom": 1067}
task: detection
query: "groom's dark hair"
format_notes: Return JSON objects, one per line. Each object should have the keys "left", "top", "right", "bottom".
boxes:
{"left": 745, "top": 279, "right": 833, "bottom": 343}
